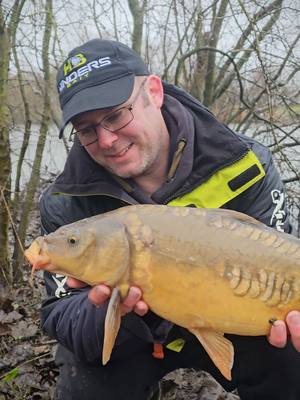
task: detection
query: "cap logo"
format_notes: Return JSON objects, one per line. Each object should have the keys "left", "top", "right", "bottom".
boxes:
{"left": 58, "top": 56, "right": 112, "bottom": 94}
{"left": 63, "top": 53, "right": 87, "bottom": 75}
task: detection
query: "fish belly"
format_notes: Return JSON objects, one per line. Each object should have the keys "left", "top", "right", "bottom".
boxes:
{"left": 138, "top": 257, "right": 294, "bottom": 336}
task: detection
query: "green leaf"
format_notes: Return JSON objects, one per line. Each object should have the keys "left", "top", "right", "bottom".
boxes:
{"left": 1, "top": 368, "right": 19, "bottom": 382}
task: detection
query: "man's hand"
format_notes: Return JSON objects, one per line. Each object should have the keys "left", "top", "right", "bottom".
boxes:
{"left": 67, "top": 277, "right": 149, "bottom": 316}
{"left": 268, "top": 310, "right": 300, "bottom": 351}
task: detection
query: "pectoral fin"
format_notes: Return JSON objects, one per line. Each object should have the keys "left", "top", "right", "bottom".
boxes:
{"left": 189, "top": 328, "right": 234, "bottom": 381}
{"left": 102, "top": 287, "right": 121, "bottom": 365}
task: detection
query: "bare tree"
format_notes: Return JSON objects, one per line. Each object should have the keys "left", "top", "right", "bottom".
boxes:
{"left": 13, "top": 0, "right": 54, "bottom": 280}
{"left": 0, "top": 0, "right": 24, "bottom": 285}
{"left": 10, "top": 0, "right": 30, "bottom": 208}
{"left": 128, "top": 0, "right": 147, "bottom": 54}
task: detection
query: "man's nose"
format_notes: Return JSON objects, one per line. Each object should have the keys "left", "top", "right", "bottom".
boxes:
{"left": 95, "top": 125, "right": 118, "bottom": 149}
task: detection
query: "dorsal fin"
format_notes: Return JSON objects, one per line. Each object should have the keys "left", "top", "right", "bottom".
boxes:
{"left": 210, "top": 208, "right": 263, "bottom": 226}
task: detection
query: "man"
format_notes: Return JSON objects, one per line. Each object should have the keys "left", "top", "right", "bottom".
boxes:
{"left": 40, "top": 39, "right": 300, "bottom": 400}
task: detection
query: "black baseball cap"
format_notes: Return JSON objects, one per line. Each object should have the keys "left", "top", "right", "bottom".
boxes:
{"left": 57, "top": 39, "right": 150, "bottom": 138}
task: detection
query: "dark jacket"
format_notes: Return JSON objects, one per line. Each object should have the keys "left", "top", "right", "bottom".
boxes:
{"left": 39, "top": 82, "right": 291, "bottom": 365}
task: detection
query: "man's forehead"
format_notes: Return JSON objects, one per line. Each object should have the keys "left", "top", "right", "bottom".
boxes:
{"left": 71, "top": 104, "right": 121, "bottom": 126}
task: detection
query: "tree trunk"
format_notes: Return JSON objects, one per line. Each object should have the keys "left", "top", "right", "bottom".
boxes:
{"left": 13, "top": 0, "right": 53, "bottom": 280}
{"left": 11, "top": 0, "right": 30, "bottom": 207}
{"left": 128, "top": 0, "right": 147, "bottom": 54}
{"left": 202, "top": 0, "right": 229, "bottom": 107}
{"left": 0, "top": 3, "right": 16, "bottom": 285}
{"left": 190, "top": 7, "right": 207, "bottom": 101}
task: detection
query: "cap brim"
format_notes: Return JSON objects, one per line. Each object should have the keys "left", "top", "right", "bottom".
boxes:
{"left": 59, "top": 74, "right": 135, "bottom": 138}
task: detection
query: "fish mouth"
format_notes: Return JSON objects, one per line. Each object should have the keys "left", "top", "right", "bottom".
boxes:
{"left": 24, "top": 238, "right": 51, "bottom": 281}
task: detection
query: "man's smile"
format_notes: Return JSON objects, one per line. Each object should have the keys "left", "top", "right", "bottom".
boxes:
{"left": 106, "top": 143, "right": 134, "bottom": 158}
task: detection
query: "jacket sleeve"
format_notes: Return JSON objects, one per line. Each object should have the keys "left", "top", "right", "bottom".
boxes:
{"left": 39, "top": 189, "right": 160, "bottom": 364}
{"left": 226, "top": 138, "right": 293, "bottom": 234}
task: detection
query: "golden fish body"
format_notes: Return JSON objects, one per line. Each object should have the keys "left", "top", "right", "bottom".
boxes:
{"left": 25, "top": 205, "right": 300, "bottom": 379}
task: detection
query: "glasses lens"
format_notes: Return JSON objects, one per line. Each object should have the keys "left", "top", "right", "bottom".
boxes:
{"left": 76, "top": 127, "right": 98, "bottom": 146}
{"left": 102, "top": 108, "right": 133, "bottom": 131}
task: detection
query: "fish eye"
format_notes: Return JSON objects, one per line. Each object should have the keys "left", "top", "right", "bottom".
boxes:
{"left": 67, "top": 236, "right": 78, "bottom": 246}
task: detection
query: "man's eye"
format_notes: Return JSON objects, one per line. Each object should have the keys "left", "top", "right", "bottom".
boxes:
{"left": 105, "top": 110, "right": 124, "bottom": 124}
{"left": 79, "top": 127, "right": 94, "bottom": 136}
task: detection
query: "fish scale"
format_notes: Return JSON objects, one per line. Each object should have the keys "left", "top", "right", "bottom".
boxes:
{"left": 25, "top": 204, "right": 300, "bottom": 381}
{"left": 224, "top": 265, "right": 295, "bottom": 307}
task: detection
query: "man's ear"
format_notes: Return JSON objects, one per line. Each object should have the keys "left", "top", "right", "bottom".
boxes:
{"left": 146, "top": 75, "right": 164, "bottom": 109}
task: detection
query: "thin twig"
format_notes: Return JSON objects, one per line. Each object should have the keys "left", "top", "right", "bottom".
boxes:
{"left": 0, "top": 185, "right": 25, "bottom": 254}
{"left": 0, "top": 351, "right": 52, "bottom": 381}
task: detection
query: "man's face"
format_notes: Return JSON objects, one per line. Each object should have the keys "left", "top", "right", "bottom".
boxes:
{"left": 72, "top": 77, "right": 169, "bottom": 180}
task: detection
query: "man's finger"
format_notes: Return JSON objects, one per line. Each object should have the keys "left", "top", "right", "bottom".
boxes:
{"left": 268, "top": 320, "right": 287, "bottom": 348}
{"left": 67, "top": 277, "right": 88, "bottom": 289}
{"left": 133, "top": 300, "right": 149, "bottom": 316}
{"left": 120, "top": 287, "right": 142, "bottom": 315}
{"left": 286, "top": 311, "right": 300, "bottom": 352}
{"left": 89, "top": 285, "right": 111, "bottom": 306}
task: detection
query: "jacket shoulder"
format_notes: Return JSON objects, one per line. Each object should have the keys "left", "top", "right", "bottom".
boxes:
{"left": 227, "top": 134, "right": 291, "bottom": 232}
{"left": 39, "top": 185, "right": 76, "bottom": 233}
{"left": 40, "top": 184, "right": 125, "bottom": 234}
{"left": 237, "top": 133, "right": 272, "bottom": 166}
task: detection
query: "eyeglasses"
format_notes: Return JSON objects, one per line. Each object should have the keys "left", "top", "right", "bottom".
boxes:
{"left": 69, "top": 78, "right": 147, "bottom": 147}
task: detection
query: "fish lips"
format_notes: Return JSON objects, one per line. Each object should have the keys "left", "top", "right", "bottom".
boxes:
{"left": 25, "top": 237, "right": 52, "bottom": 275}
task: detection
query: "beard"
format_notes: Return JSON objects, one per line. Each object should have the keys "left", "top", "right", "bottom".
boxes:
{"left": 105, "top": 143, "right": 162, "bottom": 180}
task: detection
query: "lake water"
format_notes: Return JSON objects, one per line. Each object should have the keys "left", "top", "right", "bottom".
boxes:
{"left": 10, "top": 125, "right": 68, "bottom": 190}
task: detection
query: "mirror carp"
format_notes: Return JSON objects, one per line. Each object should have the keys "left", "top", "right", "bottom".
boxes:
{"left": 25, "top": 205, "right": 300, "bottom": 380}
